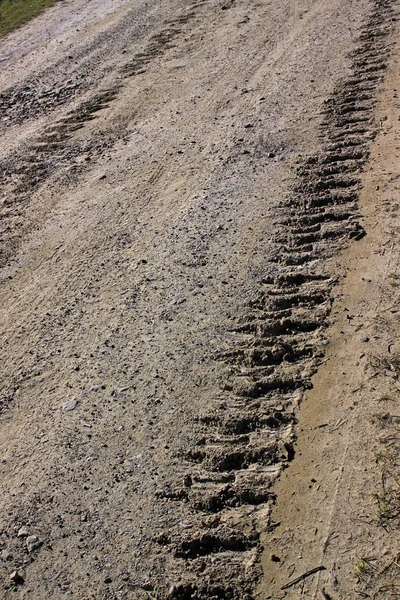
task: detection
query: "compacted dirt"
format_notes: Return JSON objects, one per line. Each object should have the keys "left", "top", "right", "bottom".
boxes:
{"left": 0, "top": 0, "right": 399, "bottom": 598}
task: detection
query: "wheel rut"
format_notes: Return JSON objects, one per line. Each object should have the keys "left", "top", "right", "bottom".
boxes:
{"left": 0, "top": 0, "right": 398, "bottom": 597}
{"left": 150, "top": 1, "right": 399, "bottom": 598}
{"left": 0, "top": 10, "right": 195, "bottom": 267}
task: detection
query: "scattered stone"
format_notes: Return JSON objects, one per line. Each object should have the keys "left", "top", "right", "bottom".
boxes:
{"left": 183, "top": 474, "right": 192, "bottom": 487}
{"left": 90, "top": 385, "right": 101, "bottom": 392}
{"left": 10, "top": 570, "right": 24, "bottom": 585}
{"left": 17, "top": 526, "right": 29, "bottom": 538}
{"left": 2, "top": 549, "right": 12, "bottom": 561}
{"left": 168, "top": 59, "right": 189, "bottom": 69}
{"left": 62, "top": 398, "right": 77, "bottom": 412}
{"left": 104, "top": 577, "right": 112, "bottom": 584}
{"left": 142, "top": 579, "right": 153, "bottom": 590}
{"left": 26, "top": 535, "right": 42, "bottom": 553}
{"left": 362, "top": 336, "right": 370, "bottom": 342}
{"left": 270, "top": 553, "right": 281, "bottom": 562}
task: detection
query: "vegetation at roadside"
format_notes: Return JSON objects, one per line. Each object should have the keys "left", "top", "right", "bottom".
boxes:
{"left": 354, "top": 359, "right": 400, "bottom": 598}
{"left": 353, "top": 387, "right": 400, "bottom": 598}
{"left": 374, "top": 431, "right": 400, "bottom": 530}
{"left": 0, "top": 0, "right": 59, "bottom": 39}
{"left": 368, "top": 365, "right": 400, "bottom": 532}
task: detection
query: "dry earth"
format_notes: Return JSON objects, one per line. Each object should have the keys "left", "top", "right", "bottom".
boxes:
{"left": 260, "top": 43, "right": 400, "bottom": 600}
{"left": 0, "top": 0, "right": 399, "bottom": 598}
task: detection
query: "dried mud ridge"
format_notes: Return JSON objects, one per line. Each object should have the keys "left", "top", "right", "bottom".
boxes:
{"left": 152, "top": 1, "right": 398, "bottom": 598}
{"left": 0, "top": 12, "right": 194, "bottom": 268}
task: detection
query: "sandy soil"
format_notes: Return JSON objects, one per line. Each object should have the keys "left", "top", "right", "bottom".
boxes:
{"left": 0, "top": 0, "right": 399, "bottom": 598}
{"left": 259, "top": 44, "right": 400, "bottom": 600}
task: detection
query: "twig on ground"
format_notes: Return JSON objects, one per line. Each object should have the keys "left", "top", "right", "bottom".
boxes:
{"left": 330, "top": 419, "right": 347, "bottom": 431}
{"left": 281, "top": 566, "right": 326, "bottom": 590}
{"left": 378, "top": 556, "right": 395, "bottom": 576}
{"left": 322, "top": 531, "right": 338, "bottom": 554}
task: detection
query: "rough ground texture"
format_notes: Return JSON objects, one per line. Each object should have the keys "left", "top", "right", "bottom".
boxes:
{"left": 0, "top": 0, "right": 399, "bottom": 598}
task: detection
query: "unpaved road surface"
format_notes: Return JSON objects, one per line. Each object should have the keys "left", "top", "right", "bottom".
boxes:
{"left": 0, "top": 0, "right": 399, "bottom": 598}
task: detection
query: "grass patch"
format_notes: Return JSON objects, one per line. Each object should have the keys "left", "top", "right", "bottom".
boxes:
{"left": 369, "top": 353, "right": 400, "bottom": 379}
{"left": 374, "top": 439, "right": 400, "bottom": 530}
{"left": 372, "top": 413, "right": 400, "bottom": 428}
{"left": 0, "top": 0, "right": 60, "bottom": 39}
{"left": 371, "top": 397, "right": 400, "bottom": 532}
{"left": 354, "top": 557, "right": 374, "bottom": 583}
{"left": 388, "top": 273, "right": 400, "bottom": 287}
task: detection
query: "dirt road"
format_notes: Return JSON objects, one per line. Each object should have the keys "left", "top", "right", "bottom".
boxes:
{"left": 0, "top": 0, "right": 399, "bottom": 598}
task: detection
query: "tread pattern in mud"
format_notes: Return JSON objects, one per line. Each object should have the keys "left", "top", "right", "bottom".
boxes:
{"left": 0, "top": 13, "right": 193, "bottom": 269}
{"left": 156, "top": 1, "right": 397, "bottom": 598}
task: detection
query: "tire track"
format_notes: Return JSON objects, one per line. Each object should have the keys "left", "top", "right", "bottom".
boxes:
{"left": 155, "top": 1, "right": 398, "bottom": 598}
{"left": 0, "top": 1, "right": 178, "bottom": 130}
{"left": 0, "top": 12, "right": 194, "bottom": 267}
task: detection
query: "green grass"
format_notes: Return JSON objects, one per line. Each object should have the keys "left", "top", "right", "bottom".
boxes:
{"left": 354, "top": 558, "right": 372, "bottom": 583}
{"left": 373, "top": 418, "right": 400, "bottom": 531}
{"left": 0, "top": 0, "right": 60, "bottom": 39}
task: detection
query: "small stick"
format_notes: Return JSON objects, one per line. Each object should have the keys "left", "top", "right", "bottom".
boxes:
{"left": 322, "top": 531, "right": 337, "bottom": 554}
{"left": 330, "top": 419, "right": 347, "bottom": 432}
{"left": 281, "top": 566, "right": 326, "bottom": 590}
{"left": 378, "top": 558, "right": 394, "bottom": 576}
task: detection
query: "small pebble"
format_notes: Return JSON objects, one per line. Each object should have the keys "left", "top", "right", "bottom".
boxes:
{"left": 3, "top": 549, "right": 12, "bottom": 561}
{"left": 17, "top": 526, "right": 29, "bottom": 538}
{"left": 183, "top": 474, "right": 192, "bottom": 487}
{"left": 270, "top": 554, "right": 281, "bottom": 562}
{"left": 10, "top": 570, "right": 24, "bottom": 585}
{"left": 62, "top": 398, "right": 77, "bottom": 412}
{"left": 26, "top": 535, "right": 42, "bottom": 553}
